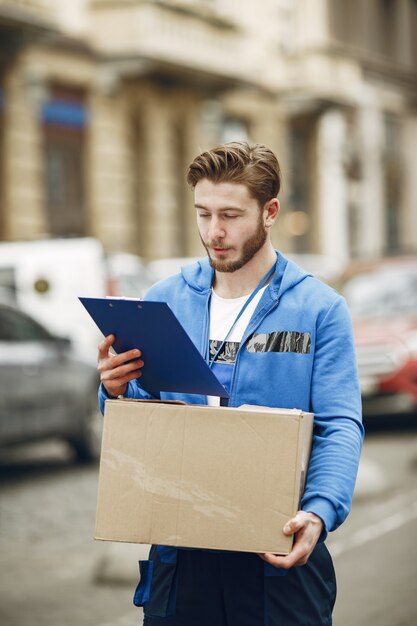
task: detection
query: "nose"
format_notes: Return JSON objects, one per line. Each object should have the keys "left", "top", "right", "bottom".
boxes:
{"left": 208, "top": 215, "right": 225, "bottom": 241}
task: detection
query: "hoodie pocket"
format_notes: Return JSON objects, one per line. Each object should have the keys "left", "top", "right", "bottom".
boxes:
{"left": 134, "top": 545, "right": 179, "bottom": 618}
{"left": 133, "top": 560, "right": 153, "bottom": 607}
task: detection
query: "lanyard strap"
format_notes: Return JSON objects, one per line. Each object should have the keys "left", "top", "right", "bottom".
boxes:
{"left": 209, "top": 263, "right": 276, "bottom": 368}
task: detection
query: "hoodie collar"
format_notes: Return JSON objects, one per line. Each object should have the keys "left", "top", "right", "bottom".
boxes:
{"left": 181, "top": 251, "right": 312, "bottom": 299}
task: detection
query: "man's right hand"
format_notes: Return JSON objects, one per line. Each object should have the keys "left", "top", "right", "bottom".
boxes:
{"left": 97, "top": 334, "right": 144, "bottom": 398}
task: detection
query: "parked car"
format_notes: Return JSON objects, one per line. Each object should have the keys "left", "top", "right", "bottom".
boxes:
{"left": 105, "top": 252, "right": 156, "bottom": 297}
{"left": 340, "top": 257, "right": 417, "bottom": 417}
{"left": 0, "top": 237, "right": 107, "bottom": 361}
{"left": 0, "top": 298, "right": 102, "bottom": 462}
{"left": 285, "top": 253, "right": 345, "bottom": 285}
{"left": 147, "top": 256, "right": 200, "bottom": 283}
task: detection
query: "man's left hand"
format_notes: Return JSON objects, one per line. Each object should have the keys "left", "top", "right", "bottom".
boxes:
{"left": 259, "top": 511, "right": 323, "bottom": 569}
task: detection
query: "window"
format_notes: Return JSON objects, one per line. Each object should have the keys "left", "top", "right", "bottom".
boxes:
{"left": 374, "top": 0, "right": 396, "bottom": 59}
{"left": 42, "top": 85, "right": 87, "bottom": 237}
{"left": 220, "top": 117, "right": 249, "bottom": 144}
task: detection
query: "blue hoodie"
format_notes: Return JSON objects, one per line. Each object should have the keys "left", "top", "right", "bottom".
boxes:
{"left": 99, "top": 252, "right": 364, "bottom": 538}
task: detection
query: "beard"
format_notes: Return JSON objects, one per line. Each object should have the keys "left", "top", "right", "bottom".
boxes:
{"left": 200, "top": 216, "right": 268, "bottom": 273}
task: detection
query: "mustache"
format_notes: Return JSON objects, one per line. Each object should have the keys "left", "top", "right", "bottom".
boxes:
{"left": 206, "top": 242, "right": 231, "bottom": 250}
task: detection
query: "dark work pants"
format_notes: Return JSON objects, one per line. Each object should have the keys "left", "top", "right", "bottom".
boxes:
{"left": 137, "top": 544, "right": 337, "bottom": 626}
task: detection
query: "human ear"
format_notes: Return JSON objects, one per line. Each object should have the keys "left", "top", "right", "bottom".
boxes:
{"left": 264, "top": 198, "right": 279, "bottom": 227}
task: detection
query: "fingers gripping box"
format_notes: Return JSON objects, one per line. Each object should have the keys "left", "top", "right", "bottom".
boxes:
{"left": 95, "top": 400, "right": 313, "bottom": 555}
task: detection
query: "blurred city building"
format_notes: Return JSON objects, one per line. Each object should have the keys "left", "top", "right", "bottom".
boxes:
{"left": 0, "top": 0, "right": 416, "bottom": 263}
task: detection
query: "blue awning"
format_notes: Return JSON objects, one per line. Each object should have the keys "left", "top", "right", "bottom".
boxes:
{"left": 41, "top": 100, "right": 88, "bottom": 128}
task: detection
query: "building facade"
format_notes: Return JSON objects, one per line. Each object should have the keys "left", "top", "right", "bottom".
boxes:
{"left": 0, "top": 0, "right": 416, "bottom": 263}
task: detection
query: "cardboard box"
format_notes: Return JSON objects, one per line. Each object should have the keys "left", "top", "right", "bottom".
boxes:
{"left": 95, "top": 399, "right": 313, "bottom": 555}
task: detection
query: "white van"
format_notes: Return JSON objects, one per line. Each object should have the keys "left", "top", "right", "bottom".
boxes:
{"left": 0, "top": 237, "right": 107, "bottom": 361}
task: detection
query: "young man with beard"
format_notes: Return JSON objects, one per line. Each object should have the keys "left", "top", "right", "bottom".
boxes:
{"left": 97, "top": 142, "right": 363, "bottom": 626}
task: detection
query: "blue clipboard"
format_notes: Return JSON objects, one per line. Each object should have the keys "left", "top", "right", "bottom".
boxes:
{"left": 79, "top": 297, "right": 229, "bottom": 398}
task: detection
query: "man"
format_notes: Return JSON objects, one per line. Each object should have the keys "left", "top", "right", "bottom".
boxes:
{"left": 97, "top": 142, "right": 363, "bottom": 625}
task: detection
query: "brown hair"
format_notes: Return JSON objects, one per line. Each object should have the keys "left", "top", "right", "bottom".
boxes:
{"left": 186, "top": 141, "right": 281, "bottom": 207}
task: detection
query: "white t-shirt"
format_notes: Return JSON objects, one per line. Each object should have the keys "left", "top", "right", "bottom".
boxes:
{"left": 207, "top": 286, "right": 267, "bottom": 406}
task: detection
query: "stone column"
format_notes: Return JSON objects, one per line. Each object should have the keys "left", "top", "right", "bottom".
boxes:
{"left": 396, "top": 0, "right": 413, "bottom": 67}
{"left": 316, "top": 108, "right": 350, "bottom": 264}
{"left": 356, "top": 105, "right": 385, "bottom": 258}
{"left": 180, "top": 94, "right": 205, "bottom": 257}
{"left": 401, "top": 115, "right": 417, "bottom": 252}
{"left": 251, "top": 108, "right": 289, "bottom": 252}
{"left": 140, "top": 92, "right": 181, "bottom": 259}
{"left": 2, "top": 63, "right": 47, "bottom": 240}
{"left": 223, "top": 89, "right": 290, "bottom": 251}
{"left": 88, "top": 88, "right": 138, "bottom": 253}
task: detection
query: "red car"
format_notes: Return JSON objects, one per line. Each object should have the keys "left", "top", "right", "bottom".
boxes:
{"left": 341, "top": 257, "right": 417, "bottom": 417}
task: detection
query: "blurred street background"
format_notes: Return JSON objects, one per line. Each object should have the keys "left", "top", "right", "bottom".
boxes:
{"left": 0, "top": 1, "right": 417, "bottom": 625}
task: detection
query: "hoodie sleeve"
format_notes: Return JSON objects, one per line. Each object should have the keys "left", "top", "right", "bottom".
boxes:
{"left": 301, "top": 295, "right": 364, "bottom": 539}
{"left": 98, "top": 380, "right": 158, "bottom": 415}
